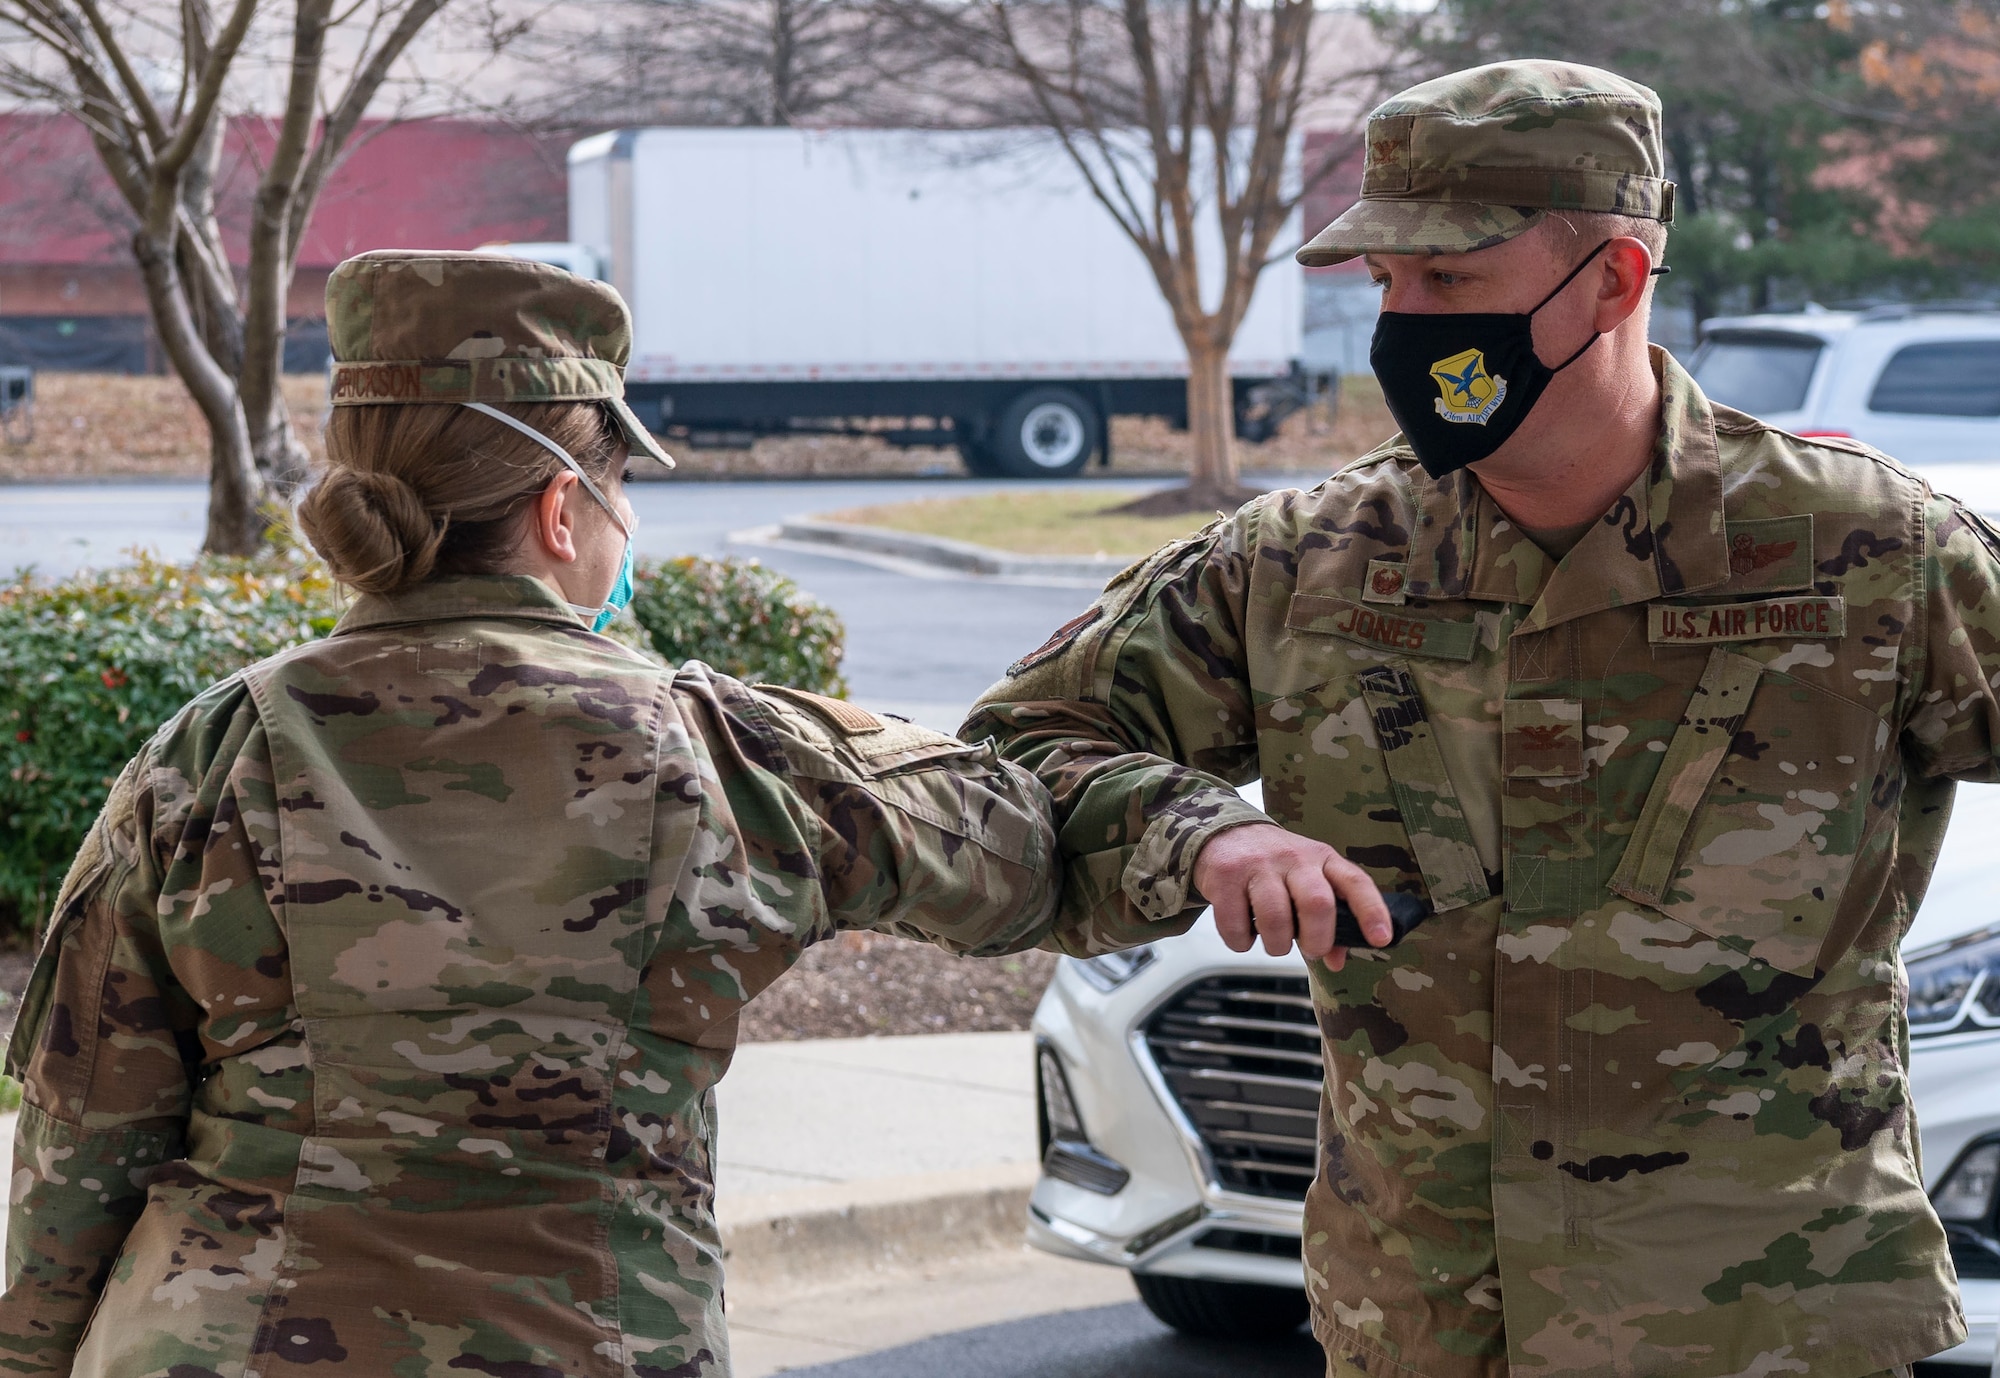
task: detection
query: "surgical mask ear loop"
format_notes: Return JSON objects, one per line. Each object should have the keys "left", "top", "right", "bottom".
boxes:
{"left": 462, "top": 401, "right": 631, "bottom": 539}
{"left": 1534, "top": 240, "right": 1670, "bottom": 375}
{"left": 1528, "top": 238, "right": 1615, "bottom": 374}
{"left": 461, "top": 401, "right": 633, "bottom": 623}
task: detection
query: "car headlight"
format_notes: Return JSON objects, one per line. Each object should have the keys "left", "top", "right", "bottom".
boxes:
{"left": 1071, "top": 944, "right": 1157, "bottom": 993}
{"left": 1933, "top": 1140, "right": 2000, "bottom": 1227}
{"left": 1906, "top": 925, "right": 2000, "bottom": 1039}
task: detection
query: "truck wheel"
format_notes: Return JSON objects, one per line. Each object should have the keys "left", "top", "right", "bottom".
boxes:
{"left": 1131, "top": 1272, "right": 1309, "bottom": 1340}
{"left": 992, "top": 388, "right": 1098, "bottom": 478}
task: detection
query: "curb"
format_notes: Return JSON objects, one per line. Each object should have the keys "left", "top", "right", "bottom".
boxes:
{"left": 772, "top": 519, "right": 1132, "bottom": 585}
{"left": 718, "top": 1163, "right": 1038, "bottom": 1289}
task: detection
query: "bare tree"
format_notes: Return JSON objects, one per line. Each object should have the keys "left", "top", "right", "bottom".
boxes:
{"left": 0, "top": 0, "right": 449, "bottom": 553}
{"left": 881, "top": 0, "right": 1386, "bottom": 510}
{"left": 515, "top": 0, "right": 925, "bottom": 129}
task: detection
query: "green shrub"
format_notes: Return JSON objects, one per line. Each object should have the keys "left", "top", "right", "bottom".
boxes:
{"left": 0, "top": 547, "right": 342, "bottom": 930}
{"left": 0, "top": 548, "right": 845, "bottom": 932}
{"left": 630, "top": 556, "right": 847, "bottom": 696}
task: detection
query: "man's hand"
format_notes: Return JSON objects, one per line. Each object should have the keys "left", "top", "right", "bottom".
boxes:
{"left": 1192, "top": 823, "right": 1391, "bottom": 970}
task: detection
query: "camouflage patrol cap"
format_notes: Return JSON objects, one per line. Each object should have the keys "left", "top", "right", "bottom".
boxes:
{"left": 325, "top": 249, "right": 673, "bottom": 467}
{"left": 1297, "top": 60, "right": 1674, "bottom": 268}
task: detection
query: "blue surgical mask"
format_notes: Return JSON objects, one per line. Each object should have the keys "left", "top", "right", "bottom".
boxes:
{"left": 462, "top": 402, "right": 636, "bottom": 632}
{"left": 596, "top": 537, "right": 635, "bottom": 632}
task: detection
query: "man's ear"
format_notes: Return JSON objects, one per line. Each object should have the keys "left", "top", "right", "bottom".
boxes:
{"left": 1593, "top": 237, "right": 1656, "bottom": 333}
{"left": 532, "top": 471, "right": 581, "bottom": 565}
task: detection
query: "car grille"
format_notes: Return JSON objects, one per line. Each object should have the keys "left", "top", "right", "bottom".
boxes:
{"left": 1142, "top": 974, "right": 1321, "bottom": 1200}
{"left": 1195, "top": 1226, "right": 1304, "bottom": 1259}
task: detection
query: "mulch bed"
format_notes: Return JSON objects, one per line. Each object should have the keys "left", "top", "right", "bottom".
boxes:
{"left": 0, "top": 933, "right": 1057, "bottom": 1050}
{"left": 739, "top": 930, "right": 1058, "bottom": 1042}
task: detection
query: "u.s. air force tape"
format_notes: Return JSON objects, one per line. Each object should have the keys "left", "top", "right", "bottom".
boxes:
{"left": 1649, "top": 595, "right": 1844, "bottom": 644}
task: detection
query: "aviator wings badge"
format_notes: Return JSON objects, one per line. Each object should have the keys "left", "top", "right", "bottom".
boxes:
{"left": 1430, "top": 348, "right": 1507, "bottom": 425}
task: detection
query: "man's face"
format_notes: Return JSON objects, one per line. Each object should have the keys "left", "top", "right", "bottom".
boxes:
{"left": 1363, "top": 223, "right": 1632, "bottom": 388}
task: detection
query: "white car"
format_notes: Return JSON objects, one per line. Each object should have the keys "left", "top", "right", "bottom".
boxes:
{"left": 1687, "top": 306, "right": 2000, "bottom": 466}
{"left": 1027, "top": 785, "right": 2000, "bottom": 1365}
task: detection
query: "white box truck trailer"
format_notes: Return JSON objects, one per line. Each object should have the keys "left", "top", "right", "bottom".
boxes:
{"left": 562, "top": 128, "right": 1306, "bottom": 477}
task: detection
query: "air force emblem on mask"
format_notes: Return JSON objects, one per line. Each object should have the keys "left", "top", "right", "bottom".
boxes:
{"left": 1430, "top": 348, "right": 1508, "bottom": 424}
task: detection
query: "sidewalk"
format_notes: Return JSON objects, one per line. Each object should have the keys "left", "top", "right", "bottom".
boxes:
{"left": 716, "top": 1030, "right": 1036, "bottom": 1197}
{"left": 710, "top": 1032, "right": 1126, "bottom": 1372}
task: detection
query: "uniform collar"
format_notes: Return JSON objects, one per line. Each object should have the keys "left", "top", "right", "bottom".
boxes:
{"left": 1404, "top": 346, "right": 1729, "bottom": 631}
{"left": 332, "top": 574, "right": 589, "bottom": 635}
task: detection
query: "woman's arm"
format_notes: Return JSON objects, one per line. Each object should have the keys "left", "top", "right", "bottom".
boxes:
{"left": 680, "top": 670, "right": 1065, "bottom": 957}
{"left": 1, "top": 753, "right": 194, "bottom": 1375}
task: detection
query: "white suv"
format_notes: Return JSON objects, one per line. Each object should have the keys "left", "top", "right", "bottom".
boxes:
{"left": 1026, "top": 785, "right": 2000, "bottom": 1367}
{"left": 1688, "top": 306, "right": 2000, "bottom": 468}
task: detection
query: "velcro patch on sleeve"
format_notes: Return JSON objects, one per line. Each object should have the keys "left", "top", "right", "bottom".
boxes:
{"left": 755, "top": 684, "right": 886, "bottom": 734}
{"left": 1007, "top": 608, "right": 1103, "bottom": 678}
{"left": 1647, "top": 595, "right": 1845, "bottom": 645}
{"left": 1286, "top": 594, "right": 1478, "bottom": 661}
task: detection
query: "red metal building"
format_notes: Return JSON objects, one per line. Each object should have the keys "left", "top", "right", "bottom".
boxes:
{"left": 0, "top": 114, "right": 570, "bottom": 371}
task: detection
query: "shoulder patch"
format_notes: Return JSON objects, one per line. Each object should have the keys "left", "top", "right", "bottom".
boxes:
{"left": 753, "top": 684, "right": 886, "bottom": 735}
{"left": 1007, "top": 608, "right": 1102, "bottom": 677}
{"left": 984, "top": 521, "right": 1227, "bottom": 706}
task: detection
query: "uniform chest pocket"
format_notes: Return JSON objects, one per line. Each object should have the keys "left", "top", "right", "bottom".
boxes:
{"left": 1258, "top": 661, "right": 1490, "bottom": 915}
{"left": 1609, "top": 648, "right": 1883, "bottom": 976}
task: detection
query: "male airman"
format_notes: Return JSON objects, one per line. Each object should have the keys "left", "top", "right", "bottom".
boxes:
{"left": 968, "top": 59, "right": 1987, "bottom": 1378}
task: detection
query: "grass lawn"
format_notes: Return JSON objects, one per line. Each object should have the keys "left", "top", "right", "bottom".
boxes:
{"left": 822, "top": 488, "right": 1222, "bottom": 557}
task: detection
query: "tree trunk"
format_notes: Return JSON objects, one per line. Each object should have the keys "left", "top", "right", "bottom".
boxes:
{"left": 203, "top": 422, "right": 268, "bottom": 554}
{"left": 1185, "top": 332, "right": 1238, "bottom": 497}
{"left": 1107, "top": 326, "right": 1263, "bottom": 517}
{"left": 241, "top": 182, "right": 313, "bottom": 495}
{"left": 132, "top": 230, "right": 265, "bottom": 554}
{"left": 248, "top": 384, "right": 314, "bottom": 494}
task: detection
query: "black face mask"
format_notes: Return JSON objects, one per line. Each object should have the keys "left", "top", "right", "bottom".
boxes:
{"left": 1369, "top": 238, "right": 1640, "bottom": 480}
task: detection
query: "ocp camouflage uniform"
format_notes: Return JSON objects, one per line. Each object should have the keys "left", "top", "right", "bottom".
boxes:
{"left": 966, "top": 350, "right": 1981, "bottom": 1376}
{"left": 0, "top": 571, "right": 1131, "bottom": 1376}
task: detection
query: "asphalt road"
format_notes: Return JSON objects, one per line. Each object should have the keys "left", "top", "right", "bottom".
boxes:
{"left": 781, "top": 1303, "right": 1328, "bottom": 1378}
{"left": 779, "top": 1302, "right": 1978, "bottom": 1378}
{"left": 19, "top": 458, "right": 2000, "bottom": 724}
{"left": 0, "top": 476, "right": 1191, "bottom": 724}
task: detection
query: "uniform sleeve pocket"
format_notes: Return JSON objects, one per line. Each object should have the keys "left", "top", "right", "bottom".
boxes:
{"left": 5, "top": 761, "right": 142, "bottom": 1085}
{"left": 755, "top": 684, "right": 996, "bottom": 778}
{"left": 1610, "top": 648, "right": 1882, "bottom": 976}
